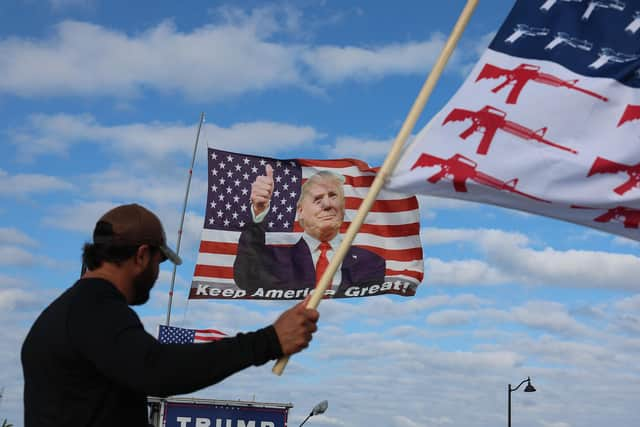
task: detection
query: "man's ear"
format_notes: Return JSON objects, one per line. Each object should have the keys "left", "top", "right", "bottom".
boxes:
{"left": 134, "top": 244, "right": 152, "bottom": 267}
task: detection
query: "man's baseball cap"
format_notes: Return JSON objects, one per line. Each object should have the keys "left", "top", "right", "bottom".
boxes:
{"left": 92, "top": 204, "right": 182, "bottom": 265}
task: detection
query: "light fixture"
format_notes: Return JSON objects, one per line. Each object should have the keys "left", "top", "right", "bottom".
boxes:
{"left": 508, "top": 377, "right": 536, "bottom": 427}
{"left": 299, "top": 400, "right": 328, "bottom": 427}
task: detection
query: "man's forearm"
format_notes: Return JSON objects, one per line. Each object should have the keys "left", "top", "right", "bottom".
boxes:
{"left": 125, "top": 326, "right": 283, "bottom": 397}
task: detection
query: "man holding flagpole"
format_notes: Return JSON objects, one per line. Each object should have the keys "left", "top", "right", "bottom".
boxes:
{"left": 21, "top": 203, "right": 319, "bottom": 427}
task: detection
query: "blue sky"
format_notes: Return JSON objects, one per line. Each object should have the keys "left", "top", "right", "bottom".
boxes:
{"left": 2, "top": 1, "right": 640, "bottom": 426}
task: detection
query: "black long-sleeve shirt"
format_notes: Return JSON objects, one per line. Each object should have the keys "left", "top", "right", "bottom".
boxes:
{"left": 21, "top": 278, "right": 283, "bottom": 427}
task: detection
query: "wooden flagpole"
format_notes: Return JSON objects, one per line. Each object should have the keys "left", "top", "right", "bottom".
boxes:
{"left": 272, "top": 0, "right": 479, "bottom": 375}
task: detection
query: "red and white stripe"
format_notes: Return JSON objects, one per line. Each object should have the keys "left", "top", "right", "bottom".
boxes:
{"left": 194, "top": 328, "right": 227, "bottom": 343}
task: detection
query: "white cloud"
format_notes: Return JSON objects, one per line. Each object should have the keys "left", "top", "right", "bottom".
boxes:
{"left": 0, "top": 288, "right": 38, "bottom": 310}
{"left": 611, "top": 295, "right": 640, "bottom": 334}
{"left": 615, "top": 294, "right": 640, "bottom": 312}
{"left": 0, "top": 11, "right": 482, "bottom": 101}
{"left": 294, "top": 414, "right": 345, "bottom": 427}
{"left": 511, "top": 301, "right": 591, "bottom": 337}
{"left": 612, "top": 235, "right": 640, "bottom": 247}
{"left": 318, "top": 329, "right": 524, "bottom": 371}
{"left": 426, "top": 309, "right": 473, "bottom": 326}
{"left": 392, "top": 415, "right": 423, "bottom": 427}
{"left": 492, "top": 246, "right": 640, "bottom": 291}
{"left": 314, "top": 293, "right": 492, "bottom": 326}
{"left": 87, "top": 169, "right": 207, "bottom": 207}
{"left": 0, "top": 274, "right": 23, "bottom": 289}
{"left": 390, "top": 415, "right": 453, "bottom": 427}
{"left": 427, "top": 348, "right": 524, "bottom": 371}
{"left": 0, "top": 19, "right": 302, "bottom": 100}
{"left": 0, "top": 228, "right": 37, "bottom": 246}
{"left": 328, "top": 136, "right": 394, "bottom": 160}
{"left": 205, "top": 121, "right": 324, "bottom": 157}
{"left": 302, "top": 37, "right": 447, "bottom": 83}
{"left": 524, "top": 335, "right": 619, "bottom": 369}
{"left": 0, "top": 245, "right": 37, "bottom": 266}
{"left": 425, "top": 258, "right": 512, "bottom": 285}
{"left": 213, "top": 4, "right": 304, "bottom": 38}
{"left": 540, "top": 422, "right": 572, "bottom": 427}
{"left": 424, "top": 300, "right": 592, "bottom": 337}
{"left": 42, "top": 200, "right": 117, "bottom": 234}
{"left": 10, "top": 113, "right": 323, "bottom": 161}
{"left": 422, "top": 227, "right": 640, "bottom": 291}
{"left": 416, "top": 195, "right": 482, "bottom": 219}
{"left": 0, "top": 168, "right": 72, "bottom": 196}
{"left": 421, "top": 227, "right": 530, "bottom": 247}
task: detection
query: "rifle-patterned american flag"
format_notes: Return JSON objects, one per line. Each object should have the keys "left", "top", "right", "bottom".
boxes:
{"left": 388, "top": 0, "right": 640, "bottom": 241}
{"left": 190, "top": 148, "right": 423, "bottom": 300}
{"left": 158, "top": 325, "right": 227, "bottom": 344}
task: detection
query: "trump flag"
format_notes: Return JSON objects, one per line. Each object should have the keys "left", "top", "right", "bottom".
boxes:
{"left": 388, "top": 0, "right": 640, "bottom": 241}
{"left": 190, "top": 148, "right": 423, "bottom": 300}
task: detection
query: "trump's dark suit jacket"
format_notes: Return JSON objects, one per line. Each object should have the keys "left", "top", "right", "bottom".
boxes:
{"left": 233, "top": 222, "right": 386, "bottom": 297}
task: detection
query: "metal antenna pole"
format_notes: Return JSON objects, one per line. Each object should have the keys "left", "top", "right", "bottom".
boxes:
{"left": 165, "top": 112, "right": 205, "bottom": 326}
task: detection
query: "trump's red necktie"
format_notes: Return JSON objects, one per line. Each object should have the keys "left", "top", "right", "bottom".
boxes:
{"left": 315, "top": 242, "right": 331, "bottom": 286}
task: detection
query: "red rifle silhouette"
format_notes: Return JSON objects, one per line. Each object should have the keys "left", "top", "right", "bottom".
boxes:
{"left": 410, "top": 152, "right": 550, "bottom": 202}
{"left": 476, "top": 63, "right": 608, "bottom": 105}
{"left": 587, "top": 156, "right": 640, "bottom": 195}
{"left": 594, "top": 206, "right": 640, "bottom": 229}
{"left": 443, "top": 105, "right": 578, "bottom": 155}
{"left": 617, "top": 104, "right": 640, "bottom": 127}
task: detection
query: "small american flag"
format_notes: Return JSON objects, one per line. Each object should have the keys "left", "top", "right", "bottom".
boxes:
{"left": 158, "top": 325, "right": 227, "bottom": 344}
{"left": 190, "top": 148, "right": 424, "bottom": 300}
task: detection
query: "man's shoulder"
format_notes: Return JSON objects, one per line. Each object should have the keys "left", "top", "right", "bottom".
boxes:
{"left": 31, "top": 280, "right": 81, "bottom": 323}
{"left": 22, "top": 281, "right": 79, "bottom": 363}
{"left": 71, "top": 277, "right": 130, "bottom": 302}
{"left": 66, "top": 278, "right": 134, "bottom": 323}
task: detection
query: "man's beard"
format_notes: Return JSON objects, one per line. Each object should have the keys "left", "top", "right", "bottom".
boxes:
{"left": 131, "top": 261, "right": 158, "bottom": 306}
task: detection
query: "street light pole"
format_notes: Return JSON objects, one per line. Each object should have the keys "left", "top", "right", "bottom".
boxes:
{"left": 508, "top": 382, "right": 512, "bottom": 427}
{"left": 508, "top": 376, "right": 536, "bottom": 427}
{"left": 299, "top": 413, "right": 312, "bottom": 427}
{"left": 299, "top": 400, "right": 328, "bottom": 427}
